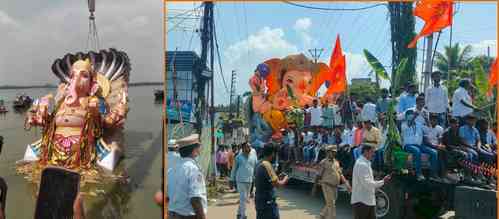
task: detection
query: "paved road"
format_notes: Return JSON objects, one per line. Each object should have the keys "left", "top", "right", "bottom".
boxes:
{"left": 208, "top": 181, "right": 353, "bottom": 219}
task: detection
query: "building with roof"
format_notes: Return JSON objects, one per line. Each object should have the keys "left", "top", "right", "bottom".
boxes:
{"left": 165, "top": 51, "right": 212, "bottom": 123}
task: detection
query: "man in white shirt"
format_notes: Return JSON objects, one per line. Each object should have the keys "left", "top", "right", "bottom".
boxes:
{"left": 422, "top": 114, "right": 444, "bottom": 179}
{"left": 351, "top": 144, "right": 391, "bottom": 219}
{"left": 310, "top": 99, "right": 323, "bottom": 128}
{"left": 452, "top": 79, "right": 479, "bottom": 125}
{"left": 425, "top": 71, "right": 449, "bottom": 127}
{"left": 361, "top": 98, "right": 377, "bottom": 125}
{"left": 167, "top": 134, "right": 207, "bottom": 219}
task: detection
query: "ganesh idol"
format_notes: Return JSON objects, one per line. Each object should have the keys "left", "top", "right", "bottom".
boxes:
{"left": 248, "top": 54, "right": 331, "bottom": 139}
{"left": 21, "top": 48, "right": 131, "bottom": 172}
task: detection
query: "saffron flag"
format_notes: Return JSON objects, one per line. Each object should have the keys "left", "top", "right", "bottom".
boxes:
{"left": 407, "top": 0, "right": 453, "bottom": 48}
{"left": 326, "top": 35, "right": 347, "bottom": 95}
{"left": 488, "top": 58, "right": 498, "bottom": 96}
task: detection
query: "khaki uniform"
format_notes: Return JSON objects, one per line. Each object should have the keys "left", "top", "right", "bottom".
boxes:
{"left": 318, "top": 158, "right": 342, "bottom": 219}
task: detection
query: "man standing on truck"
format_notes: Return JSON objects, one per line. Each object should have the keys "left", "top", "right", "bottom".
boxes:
{"left": 351, "top": 145, "right": 391, "bottom": 219}
{"left": 255, "top": 145, "right": 289, "bottom": 219}
{"left": 310, "top": 98, "right": 323, "bottom": 129}
{"left": 314, "top": 145, "right": 351, "bottom": 219}
{"left": 425, "top": 71, "right": 449, "bottom": 127}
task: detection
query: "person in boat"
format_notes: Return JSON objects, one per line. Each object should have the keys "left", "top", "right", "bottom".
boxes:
{"left": 0, "top": 99, "right": 6, "bottom": 111}
{"left": 24, "top": 58, "right": 128, "bottom": 171}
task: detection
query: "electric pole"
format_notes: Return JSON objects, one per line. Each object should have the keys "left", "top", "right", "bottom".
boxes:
{"left": 229, "top": 70, "right": 237, "bottom": 118}
{"left": 308, "top": 48, "right": 324, "bottom": 64}
{"left": 423, "top": 34, "right": 434, "bottom": 91}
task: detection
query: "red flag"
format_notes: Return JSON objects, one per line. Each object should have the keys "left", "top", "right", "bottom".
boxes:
{"left": 487, "top": 58, "right": 498, "bottom": 96}
{"left": 326, "top": 35, "right": 347, "bottom": 95}
{"left": 407, "top": 0, "right": 453, "bottom": 48}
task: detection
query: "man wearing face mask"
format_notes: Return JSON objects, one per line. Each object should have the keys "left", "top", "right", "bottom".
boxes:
{"left": 167, "top": 134, "right": 207, "bottom": 219}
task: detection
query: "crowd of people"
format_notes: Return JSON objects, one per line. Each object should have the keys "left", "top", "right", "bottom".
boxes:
{"left": 164, "top": 71, "right": 497, "bottom": 219}
{"left": 166, "top": 134, "right": 291, "bottom": 219}
{"left": 275, "top": 71, "right": 496, "bottom": 185}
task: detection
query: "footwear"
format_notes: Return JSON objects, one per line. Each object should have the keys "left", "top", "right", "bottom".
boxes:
{"left": 416, "top": 175, "right": 426, "bottom": 181}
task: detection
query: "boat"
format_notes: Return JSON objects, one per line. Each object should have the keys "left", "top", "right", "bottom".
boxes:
{"left": 154, "top": 89, "right": 163, "bottom": 102}
{"left": 12, "top": 94, "right": 33, "bottom": 109}
{"left": 0, "top": 100, "right": 7, "bottom": 113}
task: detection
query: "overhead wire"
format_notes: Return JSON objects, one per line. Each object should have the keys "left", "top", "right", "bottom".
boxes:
{"left": 213, "top": 18, "right": 231, "bottom": 94}
{"left": 282, "top": 1, "right": 387, "bottom": 11}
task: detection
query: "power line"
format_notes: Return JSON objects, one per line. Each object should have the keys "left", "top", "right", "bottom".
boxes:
{"left": 213, "top": 20, "right": 230, "bottom": 94}
{"left": 282, "top": 1, "right": 387, "bottom": 11}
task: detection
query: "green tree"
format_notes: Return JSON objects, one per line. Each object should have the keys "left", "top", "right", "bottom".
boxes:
{"left": 388, "top": 2, "right": 417, "bottom": 90}
{"left": 349, "top": 82, "right": 380, "bottom": 104}
{"left": 434, "top": 43, "right": 473, "bottom": 80}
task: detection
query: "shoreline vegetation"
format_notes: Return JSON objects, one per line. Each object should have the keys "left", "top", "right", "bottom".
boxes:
{"left": 0, "top": 82, "right": 163, "bottom": 90}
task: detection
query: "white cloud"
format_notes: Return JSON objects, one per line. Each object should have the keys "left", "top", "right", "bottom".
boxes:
{"left": 0, "top": 10, "right": 18, "bottom": 27}
{"left": 218, "top": 26, "right": 298, "bottom": 104}
{"left": 317, "top": 51, "right": 370, "bottom": 82}
{"left": 293, "top": 17, "right": 314, "bottom": 50}
{"left": 293, "top": 18, "right": 311, "bottom": 31}
{"left": 468, "top": 40, "right": 497, "bottom": 57}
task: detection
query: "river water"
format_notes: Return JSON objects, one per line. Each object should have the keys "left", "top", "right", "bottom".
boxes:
{"left": 0, "top": 85, "right": 163, "bottom": 219}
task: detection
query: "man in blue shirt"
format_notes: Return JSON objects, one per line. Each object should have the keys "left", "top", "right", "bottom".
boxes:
{"left": 376, "top": 88, "right": 391, "bottom": 116}
{"left": 458, "top": 114, "right": 481, "bottom": 163}
{"left": 401, "top": 109, "right": 438, "bottom": 181}
{"left": 397, "top": 84, "right": 417, "bottom": 115}
{"left": 231, "top": 142, "right": 258, "bottom": 219}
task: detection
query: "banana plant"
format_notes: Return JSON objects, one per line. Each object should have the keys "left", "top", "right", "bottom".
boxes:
{"left": 364, "top": 49, "right": 390, "bottom": 81}
{"left": 363, "top": 49, "right": 408, "bottom": 94}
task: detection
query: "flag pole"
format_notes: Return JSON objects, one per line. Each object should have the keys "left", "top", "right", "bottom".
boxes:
{"left": 162, "top": 1, "right": 168, "bottom": 218}
{"left": 496, "top": 0, "right": 499, "bottom": 209}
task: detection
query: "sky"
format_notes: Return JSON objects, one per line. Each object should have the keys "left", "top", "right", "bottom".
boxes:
{"left": 167, "top": 2, "right": 497, "bottom": 105}
{"left": 0, "top": 0, "right": 162, "bottom": 86}
{"left": 0, "top": 1, "right": 496, "bottom": 105}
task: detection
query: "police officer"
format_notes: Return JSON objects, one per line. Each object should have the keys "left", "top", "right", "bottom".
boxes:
{"left": 314, "top": 145, "right": 351, "bottom": 219}
{"left": 167, "top": 134, "right": 207, "bottom": 219}
{"left": 168, "top": 139, "right": 181, "bottom": 172}
{"left": 255, "top": 145, "right": 289, "bottom": 219}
